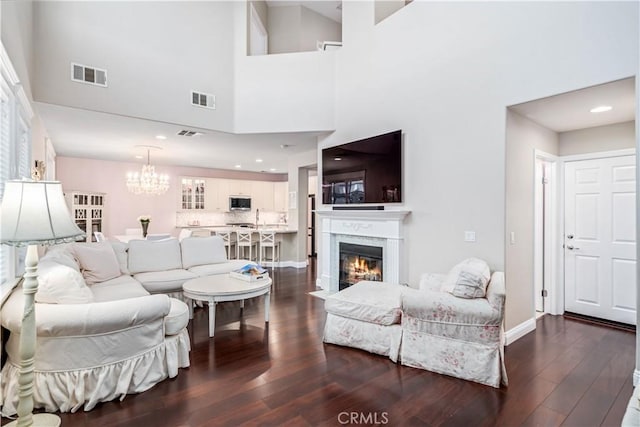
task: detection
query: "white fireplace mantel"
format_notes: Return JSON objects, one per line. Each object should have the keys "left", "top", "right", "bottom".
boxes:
{"left": 315, "top": 209, "right": 411, "bottom": 293}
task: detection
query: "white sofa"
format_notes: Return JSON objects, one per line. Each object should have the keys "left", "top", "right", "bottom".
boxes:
{"left": 0, "top": 235, "right": 248, "bottom": 414}
{"left": 323, "top": 269, "right": 508, "bottom": 388}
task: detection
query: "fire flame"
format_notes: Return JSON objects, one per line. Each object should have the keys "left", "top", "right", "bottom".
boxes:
{"left": 345, "top": 255, "right": 382, "bottom": 284}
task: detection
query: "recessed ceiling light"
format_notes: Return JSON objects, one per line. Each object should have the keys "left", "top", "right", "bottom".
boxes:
{"left": 135, "top": 155, "right": 143, "bottom": 159}
{"left": 590, "top": 105, "right": 613, "bottom": 113}
{"left": 155, "top": 135, "right": 167, "bottom": 140}
{"left": 269, "top": 168, "right": 276, "bottom": 172}
{"left": 234, "top": 164, "right": 242, "bottom": 168}
{"left": 256, "top": 158, "right": 263, "bottom": 163}
{"left": 334, "top": 157, "right": 342, "bottom": 161}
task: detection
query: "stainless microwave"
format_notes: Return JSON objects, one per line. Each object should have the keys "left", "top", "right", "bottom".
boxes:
{"left": 229, "top": 196, "right": 251, "bottom": 211}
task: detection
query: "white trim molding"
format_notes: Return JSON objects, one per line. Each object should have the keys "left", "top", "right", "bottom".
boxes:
{"left": 505, "top": 317, "right": 536, "bottom": 346}
{"left": 278, "top": 260, "right": 308, "bottom": 269}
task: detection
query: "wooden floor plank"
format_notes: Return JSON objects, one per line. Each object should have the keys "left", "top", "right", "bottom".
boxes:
{"left": 1, "top": 264, "right": 633, "bottom": 426}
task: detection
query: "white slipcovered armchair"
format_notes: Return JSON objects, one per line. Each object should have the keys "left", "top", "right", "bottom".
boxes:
{"left": 400, "top": 271, "right": 508, "bottom": 388}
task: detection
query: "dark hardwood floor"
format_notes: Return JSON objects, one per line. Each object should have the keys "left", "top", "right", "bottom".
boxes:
{"left": 4, "top": 264, "right": 635, "bottom": 426}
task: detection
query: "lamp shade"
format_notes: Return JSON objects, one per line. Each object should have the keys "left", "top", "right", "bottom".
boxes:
{"left": 1, "top": 180, "right": 85, "bottom": 246}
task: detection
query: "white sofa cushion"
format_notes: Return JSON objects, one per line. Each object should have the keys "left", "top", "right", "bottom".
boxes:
{"left": 134, "top": 269, "right": 197, "bottom": 293}
{"left": 72, "top": 242, "right": 122, "bottom": 285}
{"left": 188, "top": 259, "right": 248, "bottom": 277}
{"left": 441, "top": 258, "right": 491, "bottom": 299}
{"left": 165, "top": 298, "right": 189, "bottom": 335}
{"left": 90, "top": 275, "right": 150, "bottom": 302}
{"left": 180, "top": 236, "right": 227, "bottom": 268}
{"left": 35, "top": 261, "right": 93, "bottom": 304}
{"left": 109, "top": 241, "right": 130, "bottom": 275}
{"left": 41, "top": 244, "right": 80, "bottom": 271}
{"left": 128, "top": 238, "right": 182, "bottom": 274}
{"left": 324, "top": 281, "right": 403, "bottom": 326}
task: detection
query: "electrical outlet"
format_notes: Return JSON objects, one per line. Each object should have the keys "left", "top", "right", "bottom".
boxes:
{"left": 464, "top": 231, "right": 476, "bottom": 242}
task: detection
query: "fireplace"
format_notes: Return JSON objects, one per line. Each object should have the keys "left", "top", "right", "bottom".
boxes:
{"left": 339, "top": 242, "right": 383, "bottom": 290}
{"left": 316, "top": 209, "right": 410, "bottom": 293}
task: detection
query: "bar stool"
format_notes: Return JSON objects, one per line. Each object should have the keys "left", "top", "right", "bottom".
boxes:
{"left": 216, "top": 231, "right": 237, "bottom": 260}
{"left": 235, "top": 230, "right": 257, "bottom": 261}
{"left": 258, "top": 230, "right": 280, "bottom": 267}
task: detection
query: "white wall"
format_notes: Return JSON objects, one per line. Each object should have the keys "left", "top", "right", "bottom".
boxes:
{"left": 505, "top": 110, "right": 559, "bottom": 328}
{"left": 323, "top": 1, "right": 638, "bottom": 330}
{"left": 559, "top": 121, "right": 636, "bottom": 156}
{"left": 33, "top": 1, "right": 236, "bottom": 133}
{"left": 283, "top": 149, "right": 317, "bottom": 263}
{"left": 268, "top": 5, "right": 302, "bottom": 54}
{"left": 375, "top": 0, "right": 406, "bottom": 25}
{"left": 300, "top": 6, "right": 342, "bottom": 52}
{"left": 233, "top": 2, "right": 335, "bottom": 133}
{"left": 268, "top": 5, "right": 341, "bottom": 54}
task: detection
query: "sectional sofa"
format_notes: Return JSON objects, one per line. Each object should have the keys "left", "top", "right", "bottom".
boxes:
{"left": 0, "top": 236, "right": 248, "bottom": 414}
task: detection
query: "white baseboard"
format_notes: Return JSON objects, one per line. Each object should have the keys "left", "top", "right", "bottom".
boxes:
{"left": 633, "top": 370, "right": 640, "bottom": 386}
{"left": 505, "top": 317, "right": 536, "bottom": 346}
{"left": 277, "top": 260, "right": 308, "bottom": 269}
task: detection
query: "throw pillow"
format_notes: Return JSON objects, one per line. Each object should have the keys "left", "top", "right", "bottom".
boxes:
{"left": 41, "top": 244, "right": 80, "bottom": 271}
{"left": 441, "top": 258, "right": 491, "bottom": 299}
{"left": 109, "top": 241, "right": 130, "bottom": 275}
{"left": 36, "top": 261, "right": 93, "bottom": 304}
{"left": 72, "top": 242, "right": 122, "bottom": 285}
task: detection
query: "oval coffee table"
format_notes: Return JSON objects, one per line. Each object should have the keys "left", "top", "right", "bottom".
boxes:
{"left": 183, "top": 275, "right": 272, "bottom": 337}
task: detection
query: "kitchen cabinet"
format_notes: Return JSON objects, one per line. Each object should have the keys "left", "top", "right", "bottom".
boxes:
{"left": 274, "top": 181, "right": 288, "bottom": 212}
{"left": 179, "top": 177, "right": 205, "bottom": 210}
{"left": 251, "top": 181, "right": 275, "bottom": 211}
{"left": 228, "top": 179, "right": 251, "bottom": 196}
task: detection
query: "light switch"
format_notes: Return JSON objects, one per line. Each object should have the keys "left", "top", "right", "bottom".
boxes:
{"left": 510, "top": 232, "right": 516, "bottom": 245}
{"left": 464, "top": 231, "right": 476, "bottom": 242}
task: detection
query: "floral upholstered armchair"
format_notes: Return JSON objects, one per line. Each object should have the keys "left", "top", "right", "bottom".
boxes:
{"left": 399, "top": 259, "right": 508, "bottom": 388}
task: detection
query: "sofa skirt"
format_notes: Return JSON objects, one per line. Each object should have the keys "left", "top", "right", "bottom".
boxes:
{"left": 323, "top": 313, "right": 402, "bottom": 362}
{"left": 0, "top": 329, "right": 191, "bottom": 415}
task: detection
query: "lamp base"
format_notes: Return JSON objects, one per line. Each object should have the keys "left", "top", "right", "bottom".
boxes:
{"left": 4, "top": 413, "right": 61, "bottom": 427}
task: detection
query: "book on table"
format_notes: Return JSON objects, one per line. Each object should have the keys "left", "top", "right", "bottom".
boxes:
{"left": 230, "top": 263, "right": 269, "bottom": 282}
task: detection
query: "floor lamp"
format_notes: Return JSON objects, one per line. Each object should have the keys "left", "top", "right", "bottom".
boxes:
{"left": 1, "top": 180, "right": 85, "bottom": 427}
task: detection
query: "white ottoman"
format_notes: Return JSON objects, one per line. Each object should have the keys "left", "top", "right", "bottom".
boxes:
{"left": 323, "top": 281, "right": 404, "bottom": 362}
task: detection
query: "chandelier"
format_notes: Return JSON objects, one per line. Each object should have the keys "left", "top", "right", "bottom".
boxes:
{"left": 126, "top": 148, "right": 170, "bottom": 195}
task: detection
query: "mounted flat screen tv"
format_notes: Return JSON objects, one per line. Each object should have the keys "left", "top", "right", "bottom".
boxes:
{"left": 322, "top": 130, "right": 402, "bottom": 205}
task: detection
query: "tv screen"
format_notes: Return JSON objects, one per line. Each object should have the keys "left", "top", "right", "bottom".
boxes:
{"left": 322, "top": 130, "right": 402, "bottom": 205}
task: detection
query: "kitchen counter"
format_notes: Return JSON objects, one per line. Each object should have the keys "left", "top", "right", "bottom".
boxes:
{"left": 177, "top": 225, "right": 297, "bottom": 233}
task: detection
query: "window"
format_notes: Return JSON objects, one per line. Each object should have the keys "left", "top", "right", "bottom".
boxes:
{"left": 1, "top": 46, "right": 33, "bottom": 294}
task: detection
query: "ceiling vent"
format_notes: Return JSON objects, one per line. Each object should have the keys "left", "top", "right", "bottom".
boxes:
{"left": 191, "top": 91, "right": 216, "bottom": 109}
{"left": 71, "top": 63, "right": 107, "bottom": 87}
{"left": 177, "top": 130, "right": 204, "bottom": 137}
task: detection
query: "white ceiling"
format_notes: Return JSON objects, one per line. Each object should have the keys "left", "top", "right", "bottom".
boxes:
{"left": 510, "top": 78, "right": 636, "bottom": 132}
{"left": 266, "top": 1, "right": 342, "bottom": 23}
{"left": 37, "top": 103, "right": 323, "bottom": 173}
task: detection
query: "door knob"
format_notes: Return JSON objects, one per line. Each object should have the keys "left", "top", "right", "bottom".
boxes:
{"left": 567, "top": 234, "right": 574, "bottom": 239}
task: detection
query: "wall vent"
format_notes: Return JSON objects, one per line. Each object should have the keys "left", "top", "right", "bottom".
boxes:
{"left": 177, "top": 130, "right": 204, "bottom": 137}
{"left": 71, "top": 63, "right": 107, "bottom": 87}
{"left": 191, "top": 91, "right": 216, "bottom": 109}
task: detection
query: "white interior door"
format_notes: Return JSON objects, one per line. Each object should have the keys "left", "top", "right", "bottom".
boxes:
{"left": 564, "top": 155, "right": 636, "bottom": 325}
